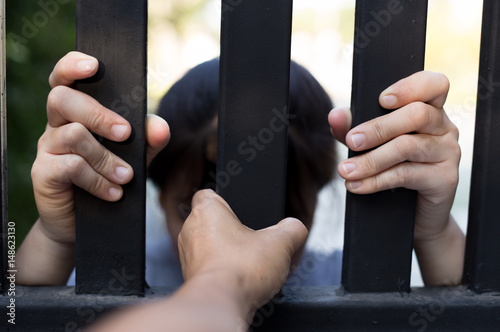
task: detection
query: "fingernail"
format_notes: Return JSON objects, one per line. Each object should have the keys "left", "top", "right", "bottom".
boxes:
{"left": 348, "top": 181, "right": 361, "bottom": 190}
{"left": 115, "top": 166, "right": 129, "bottom": 181}
{"left": 112, "top": 124, "right": 128, "bottom": 140}
{"left": 382, "top": 95, "right": 398, "bottom": 108}
{"left": 78, "top": 59, "right": 96, "bottom": 73}
{"left": 109, "top": 187, "right": 121, "bottom": 199}
{"left": 342, "top": 162, "right": 356, "bottom": 175}
{"left": 351, "top": 133, "right": 366, "bottom": 148}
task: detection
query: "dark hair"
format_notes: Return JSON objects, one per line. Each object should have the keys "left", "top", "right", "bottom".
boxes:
{"left": 148, "top": 58, "right": 336, "bottom": 227}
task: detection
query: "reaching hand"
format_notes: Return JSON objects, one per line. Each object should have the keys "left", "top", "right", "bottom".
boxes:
{"left": 87, "top": 190, "right": 308, "bottom": 332}
{"left": 178, "top": 189, "right": 308, "bottom": 318}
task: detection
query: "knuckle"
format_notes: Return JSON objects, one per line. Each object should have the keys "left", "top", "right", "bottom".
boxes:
{"left": 88, "top": 176, "right": 108, "bottom": 195}
{"left": 394, "top": 165, "right": 413, "bottom": 186}
{"left": 46, "top": 86, "right": 67, "bottom": 116}
{"left": 192, "top": 198, "right": 212, "bottom": 216}
{"left": 408, "top": 102, "right": 433, "bottom": 129}
{"left": 372, "top": 174, "right": 387, "bottom": 192}
{"left": 92, "top": 149, "right": 113, "bottom": 173}
{"left": 88, "top": 105, "right": 107, "bottom": 130}
{"left": 31, "top": 158, "right": 43, "bottom": 182}
{"left": 37, "top": 132, "right": 49, "bottom": 151}
{"left": 64, "top": 155, "right": 86, "bottom": 178}
{"left": 447, "top": 168, "right": 459, "bottom": 189}
{"left": 395, "top": 135, "right": 417, "bottom": 161}
{"left": 362, "top": 152, "right": 379, "bottom": 173}
{"left": 177, "top": 233, "right": 185, "bottom": 251}
{"left": 449, "top": 122, "right": 460, "bottom": 139}
{"left": 63, "top": 123, "right": 88, "bottom": 149}
{"left": 442, "top": 131, "right": 461, "bottom": 162}
{"left": 191, "top": 191, "right": 216, "bottom": 216}
{"left": 438, "top": 167, "right": 459, "bottom": 195}
{"left": 434, "top": 72, "right": 451, "bottom": 94}
{"left": 371, "top": 120, "right": 387, "bottom": 144}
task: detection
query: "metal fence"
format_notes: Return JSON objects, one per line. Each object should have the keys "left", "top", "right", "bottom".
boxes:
{"left": 1, "top": 0, "right": 500, "bottom": 331}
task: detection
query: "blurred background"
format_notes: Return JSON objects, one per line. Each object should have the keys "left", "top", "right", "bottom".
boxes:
{"left": 7, "top": 0, "right": 482, "bottom": 284}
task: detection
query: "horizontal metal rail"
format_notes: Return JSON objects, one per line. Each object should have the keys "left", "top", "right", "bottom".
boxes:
{"left": 3, "top": 286, "right": 500, "bottom": 331}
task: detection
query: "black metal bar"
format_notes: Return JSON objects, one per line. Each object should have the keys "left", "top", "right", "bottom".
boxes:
{"left": 217, "top": 0, "right": 292, "bottom": 229}
{"left": 5, "top": 286, "right": 500, "bottom": 331}
{"left": 0, "top": 0, "right": 7, "bottom": 294}
{"left": 463, "top": 0, "right": 500, "bottom": 293}
{"left": 342, "top": 0, "right": 428, "bottom": 293}
{"left": 74, "top": 0, "right": 147, "bottom": 295}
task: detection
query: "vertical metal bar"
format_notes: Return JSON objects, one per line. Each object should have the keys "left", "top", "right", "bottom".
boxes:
{"left": 0, "top": 0, "right": 7, "bottom": 294}
{"left": 217, "top": 0, "right": 292, "bottom": 229}
{"left": 342, "top": 0, "right": 428, "bottom": 293}
{"left": 463, "top": 0, "right": 500, "bottom": 293}
{"left": 74, "top": 0, "right": 147, "bottom": 295}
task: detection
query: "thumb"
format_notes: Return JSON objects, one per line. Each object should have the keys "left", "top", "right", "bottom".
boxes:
{"left": 146, "top": 114, "right": 171, "bottom": 165}
{"left": 328, "top": 107, "right": 352, "bottom": 146}
{"left": 272, "top": 218, "right": 308, "bottom": 257}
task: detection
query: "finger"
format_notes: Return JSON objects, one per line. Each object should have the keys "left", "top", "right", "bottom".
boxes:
{"left": 345, "top": 102, "right": 454, "bottom": 151}
{"left": 338, "top": 133, "right": 456, "bottom": 181}
{"left": 47, "top": 85, "right": 131, "bottom": 141}
{"left": 51, "top": 154, "right": 123, "bottom": 201}
{"left": 49, "top": 51, "right": 99, "bottom": 88}
{"left": 46, "top": 123, "right": 134, "bottom": 184}
{"left": 146, "top": 114, "right": 171, "bottom": 166}
{"left": 328, "top": 107, "right": 352, "bottom": 145}
{"left": 344, "top": 162, "right": 458, "bottom": 195}
{"left": 380, "top": 71, "right": 450, "bottom": 110}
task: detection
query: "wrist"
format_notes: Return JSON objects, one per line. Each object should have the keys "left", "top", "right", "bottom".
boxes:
{"left": 414, "top": 215, "right": 465, "bottom": 285}
{"left": 16, "top": 219, "right": 75, "bottom": 285}
{"left": 178, "top": 270, "right": 253, "bottom": 324}
{"left": 34, "top": 219, "right": 76, "bottom": 256}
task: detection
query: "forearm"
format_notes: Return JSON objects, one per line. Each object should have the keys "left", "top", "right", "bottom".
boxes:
{"left": 16, "top": 219, "right": 75, "bottom": 285}
{"left": 414, "top": 215, "right": 465, "bottom": 286}
{"left": 88, "top": 272, "right": 252, "bottom": 332}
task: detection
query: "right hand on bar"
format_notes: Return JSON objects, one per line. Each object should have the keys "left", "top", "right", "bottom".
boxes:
{"left": 328, "top": 71, "right": 464, "bottom": 285}
{"left": 17, "top": 52, "right": 170, "bottom": 285}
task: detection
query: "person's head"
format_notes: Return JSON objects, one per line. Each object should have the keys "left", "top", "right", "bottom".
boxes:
{"left": 149, "top": 58, "right": 336, "bottom": 248}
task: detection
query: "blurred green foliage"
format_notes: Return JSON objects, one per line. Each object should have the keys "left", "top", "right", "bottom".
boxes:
{"left": 6, "top": 0, "right": 75, "bottom": 243}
